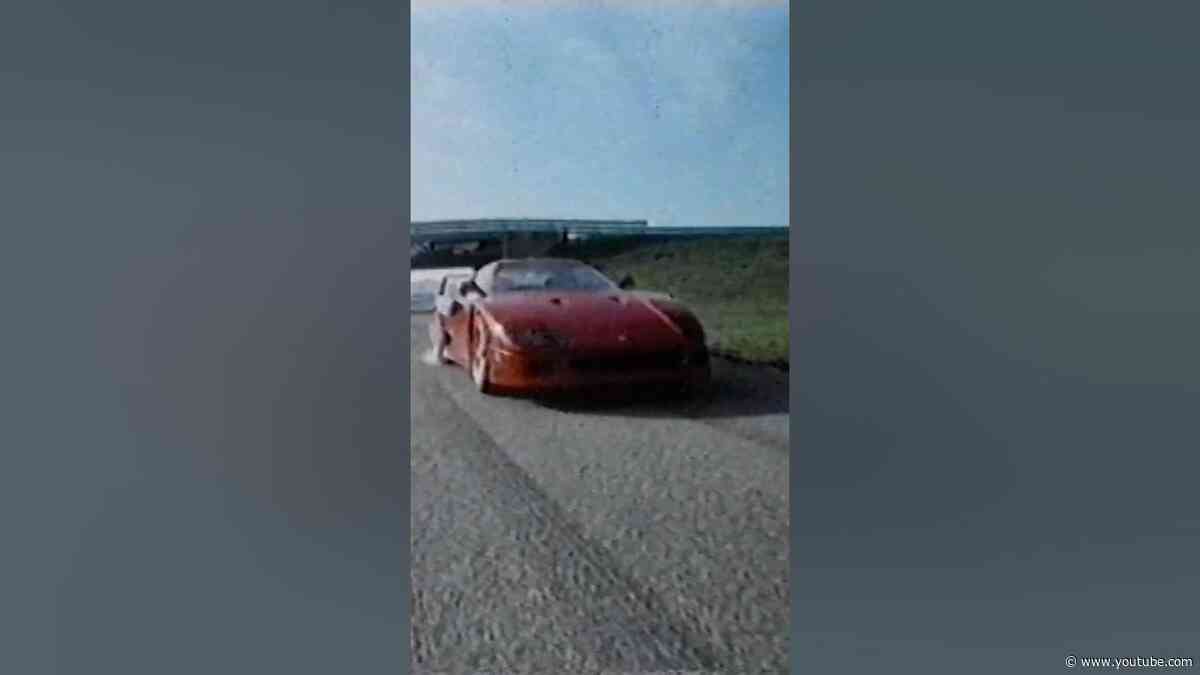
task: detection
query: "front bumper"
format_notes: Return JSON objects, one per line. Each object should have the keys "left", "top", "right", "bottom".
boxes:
{"left": 484, "top": 345, "right": 711, "bottom": 397}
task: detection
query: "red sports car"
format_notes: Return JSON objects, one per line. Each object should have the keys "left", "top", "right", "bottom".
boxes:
{"left": 428, "top": 258, "right": 711, "bottom": 397}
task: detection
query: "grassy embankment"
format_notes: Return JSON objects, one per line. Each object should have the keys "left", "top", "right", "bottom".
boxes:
{"left": 575, "top": 237, "right": 790, "bottom": 368}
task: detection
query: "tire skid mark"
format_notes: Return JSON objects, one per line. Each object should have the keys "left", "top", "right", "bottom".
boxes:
{"left": 437, "top": 366, "right": 789, "bottom": 671}
{"left": 425, "top": 372, "right": 724, "bottom": 672}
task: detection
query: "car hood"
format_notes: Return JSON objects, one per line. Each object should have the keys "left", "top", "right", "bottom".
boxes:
{"left": 478, "top": 291, "right": 688, "bottom": 353}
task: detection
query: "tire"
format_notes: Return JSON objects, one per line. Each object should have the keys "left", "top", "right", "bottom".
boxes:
{"left": 429, "top": 321, "right": 450, "bottom": 365}
{"left": 434, "top": 336, "right": 450, "bottom": 365}
{"left": 681, "top": 369, "right": 713, "bottom": 400}
{"left": 436, "top": 329, "right": 454, "bottom": 365}
{"left": 471, "top": 317, "right": 495, "bottom": 395}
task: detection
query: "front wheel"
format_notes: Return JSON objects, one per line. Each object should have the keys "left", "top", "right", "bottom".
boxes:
{"left": 679, "top": 369, "right": 713, "bottom": 400}
{"left": 471, "top": 317, "right": 496, "bottom": 395}
{"left": 429, "top": 321, "right": 450, "bottom": 364}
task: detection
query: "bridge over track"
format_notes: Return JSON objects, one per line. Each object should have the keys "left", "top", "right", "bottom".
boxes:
{"left": 410, "top": 218, "right": 787, "bottom": 268}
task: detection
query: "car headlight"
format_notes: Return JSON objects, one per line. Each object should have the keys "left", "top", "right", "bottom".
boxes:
{"left": 510, "top": 329, "right": 569, "bottom": 350}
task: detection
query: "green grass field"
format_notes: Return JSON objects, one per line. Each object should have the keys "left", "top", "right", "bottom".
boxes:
{"left": 577, "top": 237, "right": 790, "bottom": 366}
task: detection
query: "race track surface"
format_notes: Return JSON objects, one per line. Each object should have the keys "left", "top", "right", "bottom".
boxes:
{"left": 409, "top": 282, "right": 790, "bottom": 672}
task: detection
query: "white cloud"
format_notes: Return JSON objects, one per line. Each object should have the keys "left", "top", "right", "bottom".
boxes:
{"left": 410, "top": 4, "right": 788, "bottom": 223}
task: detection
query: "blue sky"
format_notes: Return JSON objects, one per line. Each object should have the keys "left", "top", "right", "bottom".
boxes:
{"left": 412, "top": 1, "right": 789, "bottom": 226}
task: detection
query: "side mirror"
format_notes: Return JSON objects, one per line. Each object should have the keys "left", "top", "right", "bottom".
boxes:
{"left": 459, "top": 280, "right": 480, "bottom": 296}
{"left": 617, "top": 274, "right": 636, "bottom": 290}
{"left": 447, "top": 300, "right": 463, "bottom": 316}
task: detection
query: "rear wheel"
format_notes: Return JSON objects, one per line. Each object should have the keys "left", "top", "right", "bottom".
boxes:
{"left": 471, "top": 317, "right": 495, "bottom": 395}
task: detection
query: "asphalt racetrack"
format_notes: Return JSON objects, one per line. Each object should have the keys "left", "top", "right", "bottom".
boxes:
{"left": 410, "top": 270, "right": 790, "bottom": 673}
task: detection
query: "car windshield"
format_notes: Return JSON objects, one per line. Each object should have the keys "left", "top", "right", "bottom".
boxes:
{"left": 493, "top": 262, "right": 616, "bottom": 294}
